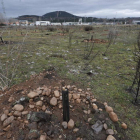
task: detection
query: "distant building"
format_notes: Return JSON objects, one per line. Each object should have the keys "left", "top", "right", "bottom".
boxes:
{"left": 132, "top": 20, "right": 140, "bottom": 25}
{"left": 51, "top": 23, "right": 61, "bottom": 25}
{"left": 35, "top": 21, "right": 50, "bottom": 25}
{"left": 79, "top": 18, "right": 82, "bottom": 24}
{"left": 19, "top": 20, "right": 28, "bottom": 25}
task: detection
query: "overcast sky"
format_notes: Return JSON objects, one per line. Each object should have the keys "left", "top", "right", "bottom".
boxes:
{"left": 0, "top": 0, "right": 140, "bottom": 18}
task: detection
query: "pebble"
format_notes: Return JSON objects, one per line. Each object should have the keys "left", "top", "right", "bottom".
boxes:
{"left": 3, "top": 116, "right": 14, "bottom": 127}
{"left": 28, "top": 91, "right": 39, "bottom": 98}
{"left": 29, "top": 105, "right": 35, "bottom": 109}
{"left": 109, "top": 112, "right": 118, "bottom": 122}
{"left": 59, "top": 104, "right": 62, "bottom": 109}
{"left": 45, "top": 110, "right": 52, "bottom": 115}
{"left": 92, "top": 104, "right": 98, "bottom": 110}
{"left": 13, "top": 111, "right": 22, "bottom": 117}
{"left": 4, "top": 110, "right": 9, "bottom": 115}
{"left": 36, "top": 101, "right": 43, "bottom": 106}
{"left": 103, "top": 123, "right": 108, "bottom": 130}
{"left": 13, "top": 104, "right": 24, "bottom": 112}
{"left": 105, "top": 106, "right": 113, "bottom": 113}
{"left": 8, "top": 97, "right": 14, "bottom": 102}
{"left": 106, "top": 135, "right": 116, "bottom": 140}
{"left": 54, "top": 90, "right": 60, "bottom": 97}
{"left": 106, "top": 129, "right": 114, "bottom": 135}
{"left": 76, "top": 99, "right": 81, "bottom": 103}
{"left": 87, "top": 110, "right": 91, "bottom": 114}
{"left": 92, "top": 99, "right": 97, "bottom": 102}
{"left": 73, "top": 94, "right": 80, "bottom": 99}
{"left": 42, "top": 105, "right": 47, "bottom": 111}
{"left": 82, "top": 99, "right": 86, "bottom": 102}
{"left": 3, "top": 125, "right": 11, "bottom": 131}
{"left": 78, "top": 89, "right": 82, "bottom": 92}
{"left": 24, "top": 120, "right": 29, "bottom": 124}
{"left": 83, "top": 110, "right": 88, "bottom": 114}
{"left": 1, "top": 114, "right": 7, "bottom": 122}
{"left": 87, "top": 88, "right": 91, "bottom": 91}
{"left": 68, "top": 119, "right": 74, "bottom": 129}
{"left": 88, "top": 118, "right": 92, "bottom": 122}
{"left": 80, "top": 94, "right": 86, "bottom": 97}
{"left": 62, "top": 121, "right": 68, "bottom": 129}
{"left": 40, "top": 134, "right": 47, "bottom": 140}
{"left": 60, "top": 96, "right": 62, "bottom": 100}
{"left": 69, "top": 94, "right": 72, "bottom": 100}
{"left": 22, "top": 111, "right": 29, "bottom": 115}
{"left": 50, "top": 97, "right": 57, "bottom": 106}
{"left": 73, "top": 128, "right": 79, "bottom": 133}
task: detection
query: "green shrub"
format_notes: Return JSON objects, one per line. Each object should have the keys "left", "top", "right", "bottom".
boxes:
{"left": 84, "top": 26, "right": 93, "bottom": 31}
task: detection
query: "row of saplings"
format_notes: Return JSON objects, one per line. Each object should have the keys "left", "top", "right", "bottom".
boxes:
{"left": 104, "top": 102, "right": 127, "bottom": 129}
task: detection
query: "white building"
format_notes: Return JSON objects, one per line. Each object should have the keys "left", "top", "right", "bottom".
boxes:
{"left": 51, "top": 23, "right": 61, "bottom": 25}
{"left": 132, "top": 20, "right": 140, "bottom": 25}
{"left": 35, "top": 21, "right": 50, "bottom": 26}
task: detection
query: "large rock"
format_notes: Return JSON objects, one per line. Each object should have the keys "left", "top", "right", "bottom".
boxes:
{"left": 1, "top": 114, "right": 7, "bottom": 122}
{"left": 106, "top": 135, "right": 116, "bottom": 140}
{"left": 28, "top": 91, "right": 39, "bottom": 99}
{"left": 91, "top": 120, "right": 103, "bottom": 134}
{"left": 13, "top": 104, "right": 24, "bottom": 111}
{"left": 27, "top": 112, "right": 51, "bottom": 122}
{"left": 28, "top": 122, "right": 37, "bottom": 130}
{"left": 3, "top": 116, "right": 14, "bottom": 127}
{"left": 68, "top": 119, "right": 74, "bottom": 129}
{"left": 14, "top": 97, "right": 29, "bottom": 105}
{"left": 50, "top": 97, "right": 57, "bottom": 106}
{"left": 54, "top": 90, "right": 60, "bottom": 98}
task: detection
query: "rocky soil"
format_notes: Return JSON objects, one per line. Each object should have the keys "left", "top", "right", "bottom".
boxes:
{"left": 0, "top": 70, "right": 128, "bottom": 140}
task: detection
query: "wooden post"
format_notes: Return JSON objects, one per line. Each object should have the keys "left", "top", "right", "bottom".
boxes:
{"left": 62, "top": 87, "right": 70, "bottom": 122}
{"left": 0, "top": 37, "right": 4, "bottom": 43}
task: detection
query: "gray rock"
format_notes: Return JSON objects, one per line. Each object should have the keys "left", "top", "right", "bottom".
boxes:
{"left": 62, "top": 121, "right": 68, "bottom": 129}
{"left": 91, "top": 120, "right": 103, "bottom": 134}
{"left": 28, "top": 122, "right": 37, "bottom": 130}
{"left": 14, "top": 96, "right": 29, "bottom": 106}
{"left": 27, "top": 112, "right": 51, "bottom": 122}
{"left": 28, "top": 129, "right": 40, "bottom": 139}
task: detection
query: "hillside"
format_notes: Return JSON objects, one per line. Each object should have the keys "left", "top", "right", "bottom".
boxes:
{"left": 42, "top": 11, "right": 79, "bottom": 19}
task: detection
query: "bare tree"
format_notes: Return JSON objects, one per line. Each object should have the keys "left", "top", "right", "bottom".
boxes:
{"left": 103, "top": 29, "right": 118, "bottom": 56}
{"left": 130, "top": 32, "right": 140, "bottom": 103}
